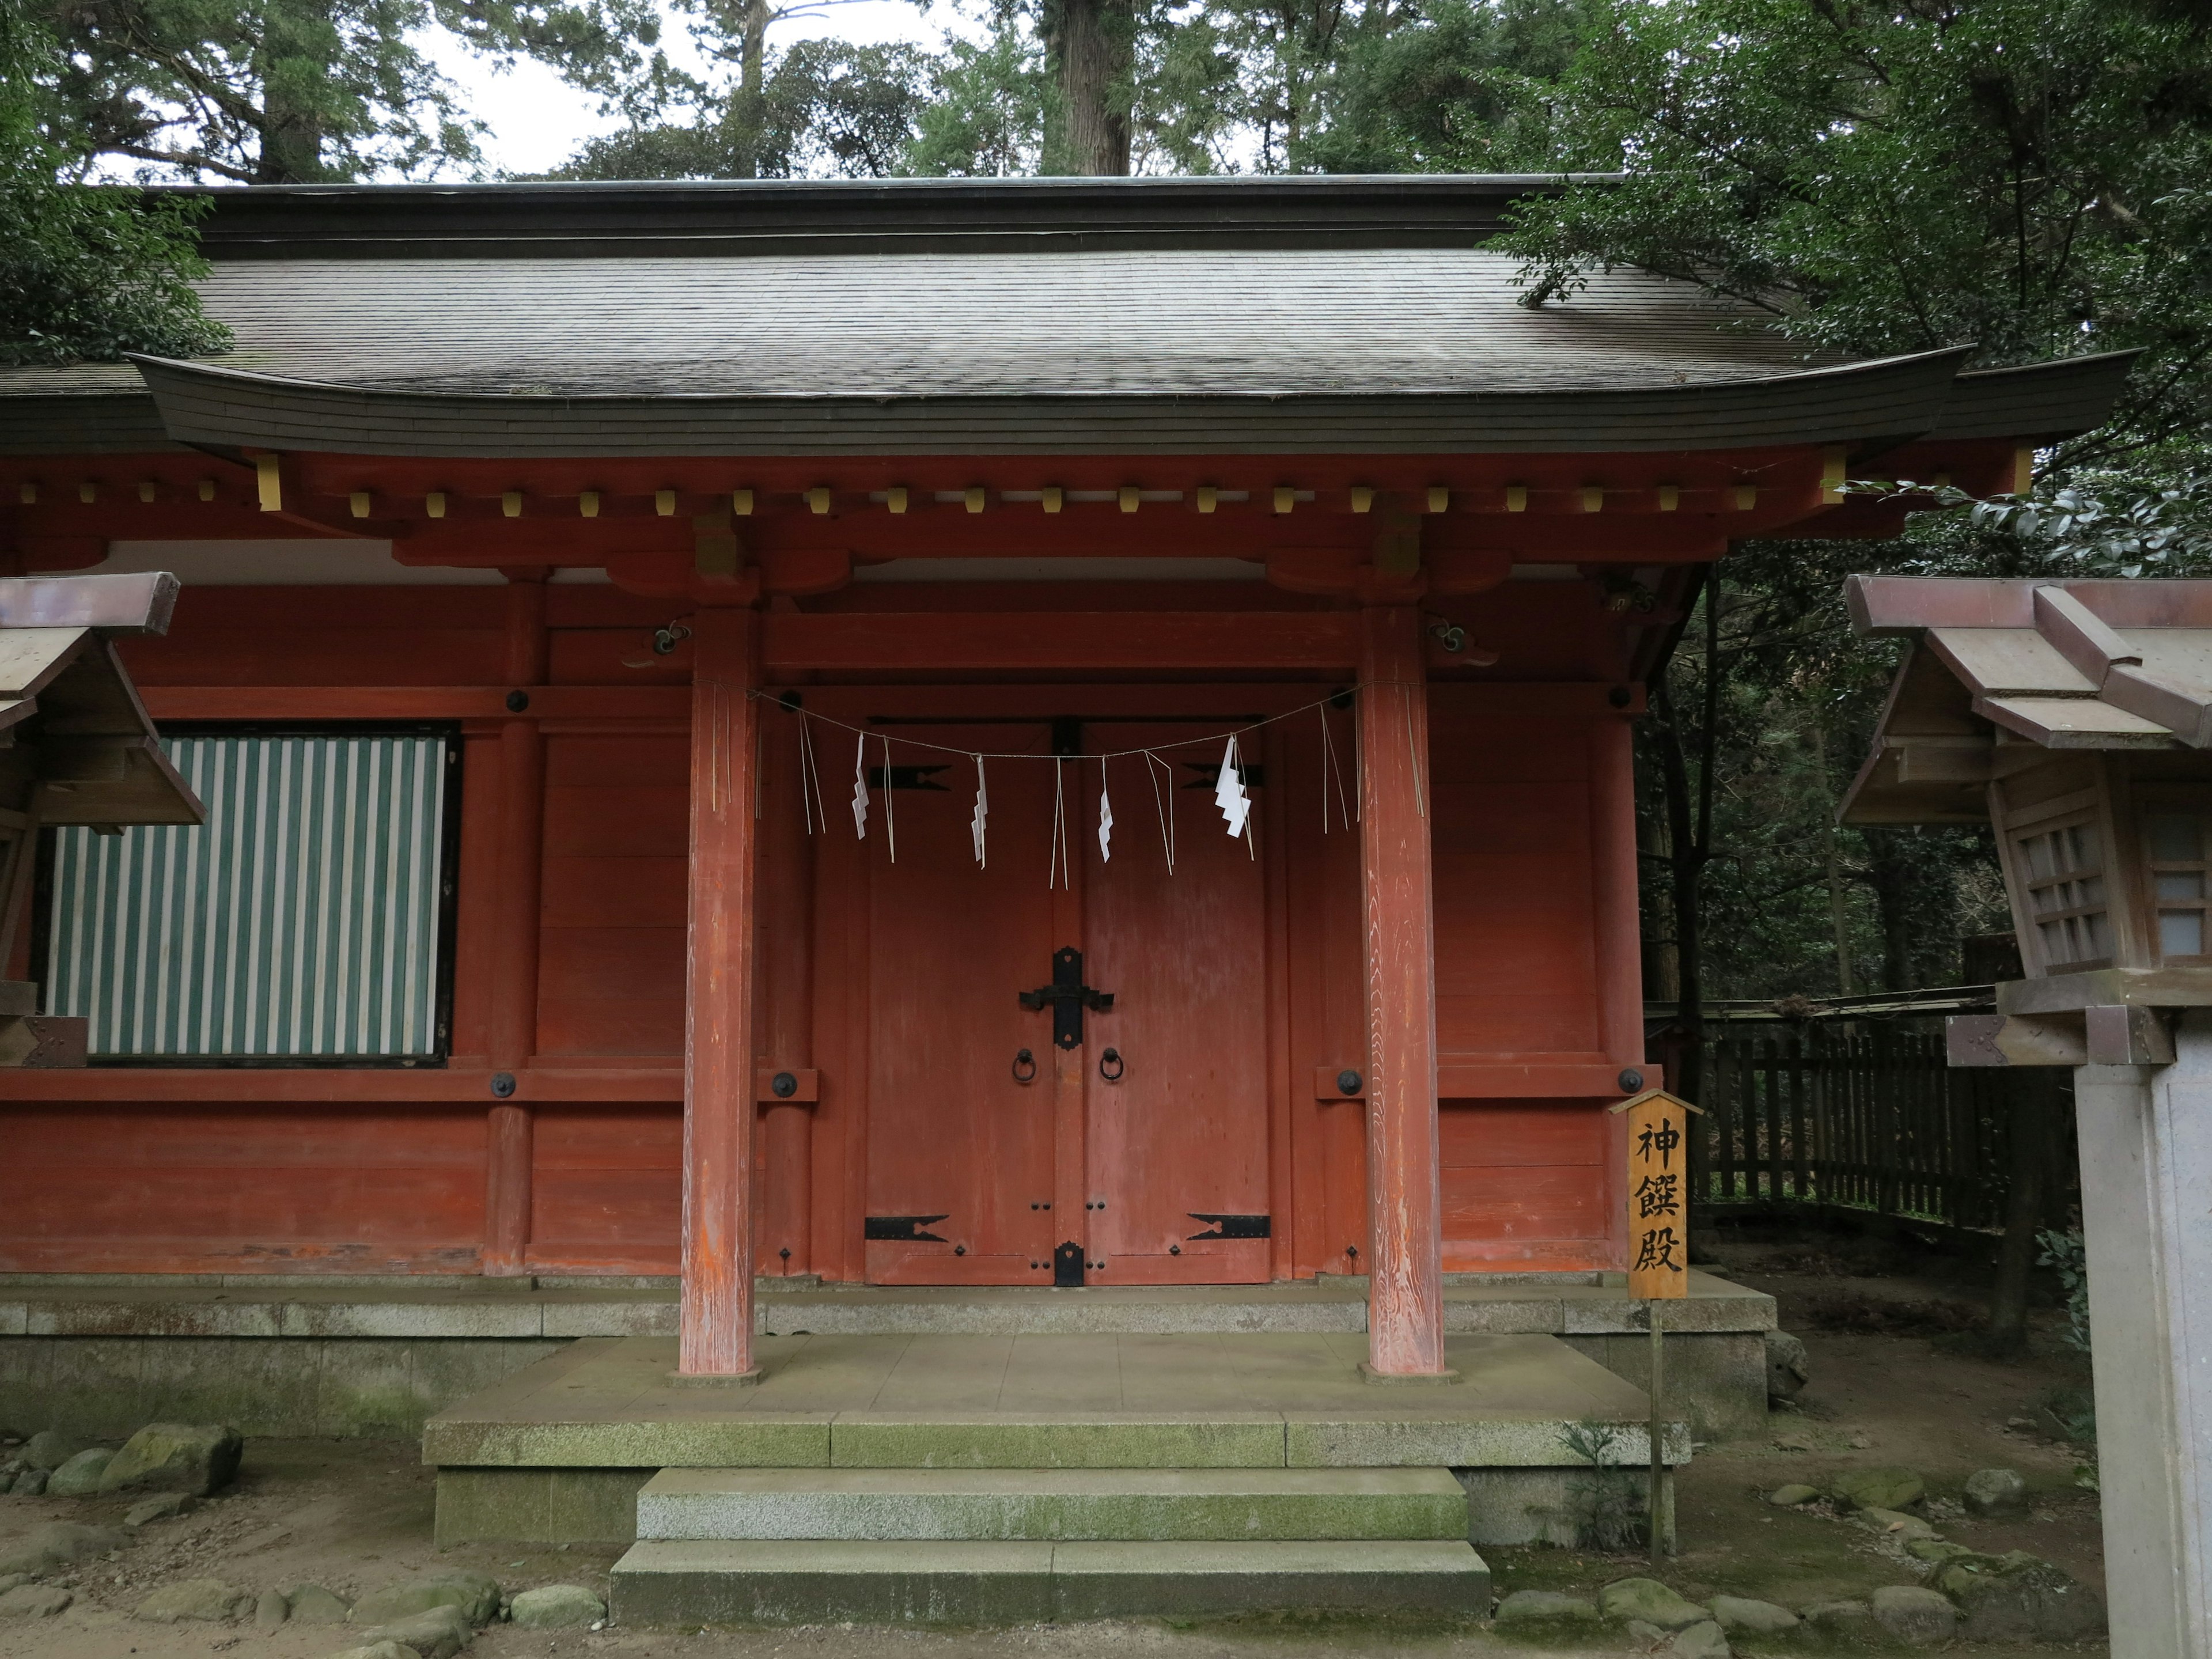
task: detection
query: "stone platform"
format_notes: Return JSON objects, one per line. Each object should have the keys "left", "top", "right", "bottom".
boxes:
{"left": 426, "top": 1331, "right": 1688, "bottom": 1550}
{"left": 0, "top": 1271, "right": 1773, "bottom": 1441}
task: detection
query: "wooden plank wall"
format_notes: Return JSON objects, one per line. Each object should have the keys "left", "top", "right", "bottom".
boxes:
{"left": 0, "top": 584, "right": 1638, "bottom": 1279}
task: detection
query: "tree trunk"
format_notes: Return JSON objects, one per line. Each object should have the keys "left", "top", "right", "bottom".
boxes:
{"left": 1046, "top": 0, "right": 1132, "bottom": 174}
{"left": 1987, "top": 1080, "right": 2048, "bottom": 1353}
{"left": 1811, "top": 725, "right": 1855, "bottom": 994}
{"left": 727, "top": 0, "right": 772, "bottom": 179}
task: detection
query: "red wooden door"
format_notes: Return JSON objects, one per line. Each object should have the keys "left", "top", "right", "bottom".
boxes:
{"left": 1081, "top": 729, "right": 1271, "bottom": 1283}
{"left": 860, "top": 724, "right": 1059, "bottom": 1283}
{"left": 847, "top": 706, "right": 1273, "bottom": 1286}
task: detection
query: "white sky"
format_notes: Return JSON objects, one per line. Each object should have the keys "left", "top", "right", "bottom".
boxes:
{"left": 423, "top": 0, "right": 963, "bottom": 177}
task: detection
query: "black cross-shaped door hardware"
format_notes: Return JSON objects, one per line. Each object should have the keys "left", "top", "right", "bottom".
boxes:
{"left": 1019, "top": 946, "right": 1114, "bottom": 1050}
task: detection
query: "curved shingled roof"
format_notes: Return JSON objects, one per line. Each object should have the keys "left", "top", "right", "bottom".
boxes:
{"left": 0, "top": 177, "right": 2139, "bottom": 458}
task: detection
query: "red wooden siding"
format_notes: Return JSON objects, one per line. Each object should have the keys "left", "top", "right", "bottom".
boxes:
{"left": 527, "top": 1106, "right": 681, "bottom": 1272}
{"left": 1438, "top": 1099, "right": 1612, "bottom": 1271}
{"left": 1429, "top": 702, "right": 1603, "bottom": 1059}
{"left": 0, "top": 1105, "right": 486, "bottom": 1272}
{"left": 537, "top": 736, "right": 689, "bottom": 1058}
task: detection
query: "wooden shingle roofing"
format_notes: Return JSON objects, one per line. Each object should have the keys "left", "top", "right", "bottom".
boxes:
{"left": 0, "top": 177, "right": 2138, "bottom": 458}
{"left": 1842, "top": 577, "right": 2212, "bottom": 825}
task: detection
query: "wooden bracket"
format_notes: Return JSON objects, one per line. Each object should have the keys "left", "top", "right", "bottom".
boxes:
{"left": 1313, "top": 1065, "right": 1363, "bottom": 1100}
{"left": 755, "top": 1066, "right": 819, "bottom": 1104}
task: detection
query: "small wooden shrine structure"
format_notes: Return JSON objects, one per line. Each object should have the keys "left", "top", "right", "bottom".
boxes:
{"left": 1840, "top": 574, "right": 2212, "bottom": 1658}
{"left": 0, "top": 179, "right": 2127, "bottom": 1380}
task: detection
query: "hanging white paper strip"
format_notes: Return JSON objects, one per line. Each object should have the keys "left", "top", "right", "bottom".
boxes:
{"left": 1097, "top": 759, "right": 1113, "bottom": 862}
{"left": 851, "top": 733, "right": 870, "bottom": 839}
{"left": 1146, "top": 751, "right": 1177, "bottom": 875}
{"left": 971, "top": 755, "right": 989, "bottom": 867}
{"left": 1214, "top": 736, "right": 1252, "bottom": 838}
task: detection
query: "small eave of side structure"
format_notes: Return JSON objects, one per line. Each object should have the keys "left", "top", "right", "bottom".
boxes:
{"left": 1839, "top": 575, "right": 2212, "bottom": 825}
{"left": 0, "top": 573, "right": 203, "bottom": 827}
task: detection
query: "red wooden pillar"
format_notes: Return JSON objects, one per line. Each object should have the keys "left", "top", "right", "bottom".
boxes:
{"left": 681, "top": 607, "right": 764, "bottom": 1377}
{"left": 1358, "top": 605, "right": 1449, "bottom": 1377}
{"left": 484, "top": 573, "right": 547, "bottom": 1277}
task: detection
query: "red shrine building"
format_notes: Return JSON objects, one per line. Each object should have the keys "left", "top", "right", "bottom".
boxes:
{"left": 0, "top": 178, "right": 2126, "bottom": 1380}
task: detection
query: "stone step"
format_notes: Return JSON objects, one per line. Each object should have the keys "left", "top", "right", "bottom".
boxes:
{"left": 635, "top": 1466, "right": 1469, "bottom": 1542}
{"left": 610, "top": 1539, "right": 1490, "bottom": 1624}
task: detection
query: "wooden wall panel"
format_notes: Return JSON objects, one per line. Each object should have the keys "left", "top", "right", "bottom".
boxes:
{"left": 1438, "top": 1099, "right": 1612, "bottom": 1271}
{"left": 537, "top": 736, "right": 689, "bottom": 1058}
{"left": 527, "top": 1106, "right": 681, "bottom": 1271}
{"left": 1429, "top": 702, "right": 1603, "bottom": 1058}
{"left": 0, "top": 1106, "right": 485, "bottom": 1272}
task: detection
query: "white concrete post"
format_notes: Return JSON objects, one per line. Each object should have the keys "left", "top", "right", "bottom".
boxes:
{"left": 2074, "top": 1007, "right": 2212, "bottom": 1659}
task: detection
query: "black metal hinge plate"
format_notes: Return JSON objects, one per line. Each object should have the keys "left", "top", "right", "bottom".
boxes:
{"left": 1187, "top": 1213, "right": 1271, "bottom": 1240}
{"left": 865, "top": 1214, "right": 950, "bottom": 1243}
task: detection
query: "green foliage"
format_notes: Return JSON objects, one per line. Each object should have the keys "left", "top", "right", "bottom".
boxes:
{"left": 43, "top": 0, "right": 669, "bottom": 181}
{"left": 1556, "top": 1418, "right": 1641, "bottom": 1549}
{"left": 1498, "top": 0, "right": 2212, "bottom": 453}
{"left": 554, "top": 38, "right": 939, "bottom": 178}
{"left": 0, "top": 0, "right": 228, "bottom": 364}
{"left": 2035, "top": 1227, "right": 2092, "bottom": 1357}
{"left": 907, "top": 17, "right": 1048, "bottom": 176}
{"left": 1291, "top": 0, "right": 1585, "bottom": 173}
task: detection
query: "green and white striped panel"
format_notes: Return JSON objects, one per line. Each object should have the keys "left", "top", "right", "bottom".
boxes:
{"left": 47, "top": 734, "right": 449, "bottom": 1058}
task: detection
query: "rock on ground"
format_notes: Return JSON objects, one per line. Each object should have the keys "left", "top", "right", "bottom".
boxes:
{"left": 0, "top": 1521, "right": 127, "bottom": 1576}
{"left": 1948, "top": 1559, "right": 2108, "bottom": 1641}
{"left": 258, "top": 1588, "right": 292, "bottom": 1627}
{"left": 1850, "top": 1505, "right": 1940, "bottom": 1541}
{"left": 287, "top": 1584, "right": 353, "bottom": 1624}
{"left": 124, "top": 1493, "right": 194, "bottom": 1527}
{"left": 1494, "top": 1589, "right": 1600, "bottom": 1625}
{"left": 135, "top": 1578, "right": 251, "bottom": 1623}
{"left": 0, "top": 1586, "right": 74, "bottom": 1620}
{"left": 46, "top": 1447, "right": 113, "bottom": 1496}
{"left": 1870, "top": 1585, "right": 1958, "bottom": 1645}
{"left": 7, "top": 1468, "right": 45, "bottom": 1497}
{"left": 1765, "top": 1330, "right": 1810, "bottom": 1401}
{"left": 327, "top": 1645, "right": 423, "bottom": 1659}
{"left": 1802, "top": 1600, "right": 1877, "bottom": 1635}
{"left": 1665, "top": 1619, "right": 1732, "bottom": 1659}
{"left": 21, "top": 1429, "right": 88, "bottom": 1472}
{"left": 1963, "top": 1466, "right": 2029, "bottom": 1516}
{"left": 1709, "top": 1594, "right": 1800, "bottom": 1633}
{"left": 1830, "top": 1465, "right": 1925, "bottom": 1511}
{"left": 351, "top": 1571, "right": 501, "bottom": 1629}
{"left": 356, "top": 1604, "right": 475, "bottom": 1659}
{"left": 509, "top": 1585, "right": 605, "bottom": 1629}
{"left": 98, "top": 1423, "right": 243, "bottom": 1498}
{"left": 1597, "top": 1577, "right": 1711, "bottom": 1631}
{"left": 1764, "top": 1483, "right": 1820, "bottom": 1506}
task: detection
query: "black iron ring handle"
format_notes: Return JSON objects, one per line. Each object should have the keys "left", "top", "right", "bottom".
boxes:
{"left": 1013, "top": 1048, "right": 1037, "bottom": 1085}
{"left": 1099, "top": 1047, "right": 1124, "bottom": 1083}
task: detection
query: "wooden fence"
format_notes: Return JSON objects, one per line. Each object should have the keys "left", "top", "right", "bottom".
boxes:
{"left": 1691, "top": 1021, "right": 2076, "bottom": 1233}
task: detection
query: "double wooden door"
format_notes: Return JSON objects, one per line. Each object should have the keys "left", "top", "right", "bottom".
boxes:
{"left": 838, "top": 706, "right": 1271, "bottom": 1285}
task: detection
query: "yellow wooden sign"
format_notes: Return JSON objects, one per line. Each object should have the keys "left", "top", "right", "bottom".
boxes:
{"left": 1609, "top": 1087, "right": 1703, "bottom": 1300}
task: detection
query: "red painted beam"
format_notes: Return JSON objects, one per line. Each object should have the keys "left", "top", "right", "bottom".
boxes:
{"left": 0, "top": 1067, "right": 684, "bottom": 1102}
{"left": 760, "top": 611, "right": 1362, "bottom": 675}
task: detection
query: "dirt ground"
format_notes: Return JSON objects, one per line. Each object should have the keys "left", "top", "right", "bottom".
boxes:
{"left": 0, "top": 1236, "right": 2108, "bottom": 1657}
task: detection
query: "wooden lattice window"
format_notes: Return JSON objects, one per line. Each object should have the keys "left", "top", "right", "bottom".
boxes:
{"left": 2014, "top": 815, "right": 2111, "bottom": 971}
{"left": 2142, "top": 807, "right": 2212, "bottom": 962}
